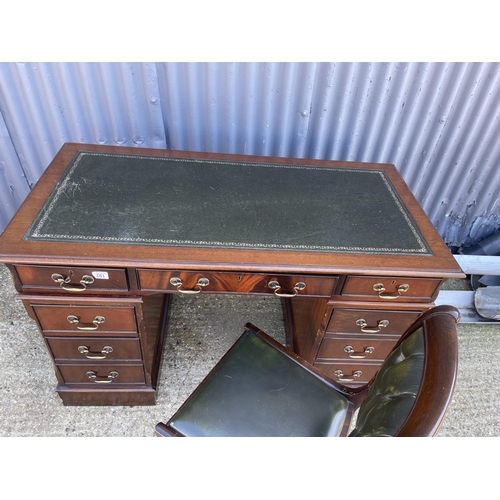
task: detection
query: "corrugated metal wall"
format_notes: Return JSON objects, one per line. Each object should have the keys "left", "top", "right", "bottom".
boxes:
{"left": 1, "top": 62, "right": 499, "bottom": 247}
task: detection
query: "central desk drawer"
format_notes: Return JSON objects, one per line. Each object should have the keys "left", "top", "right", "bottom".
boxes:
{"left": 58, "top": 364, "right": 145, "bottom": 384}
{"left": 32, "top": 305, "right": 138, "bottom": 336}
{"left": 137, "top": 269, "right": 337, "bottom": 297}
{"left": 47, "top": 337, "right": 142, "bottom": 362}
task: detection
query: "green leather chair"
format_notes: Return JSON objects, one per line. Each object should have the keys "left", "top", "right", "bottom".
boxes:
{"left": 155, "top": 305, "right": 459, "bottom": 437}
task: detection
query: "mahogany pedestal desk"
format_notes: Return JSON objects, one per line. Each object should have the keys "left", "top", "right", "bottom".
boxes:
{"left": 0, "top": 143, "right": 464, "bottom": 406}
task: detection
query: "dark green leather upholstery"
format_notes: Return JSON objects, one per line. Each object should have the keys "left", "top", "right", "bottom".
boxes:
{"left": 168, "top": 329, "right": 349, "bottom": 437}
{"left": 348, "top": 327, "right": 425, "bottom": 437}
{"left": 25, "top": 151, "right": 431, "bottom": 255}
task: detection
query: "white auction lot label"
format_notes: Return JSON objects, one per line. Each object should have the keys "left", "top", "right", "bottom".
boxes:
{"left": 91, "top": 271, "right": 109, "bottom": 280}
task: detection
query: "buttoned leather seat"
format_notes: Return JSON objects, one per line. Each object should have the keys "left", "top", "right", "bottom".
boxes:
{"left": 155, "top": 305, "right": 459, "bottom": 437}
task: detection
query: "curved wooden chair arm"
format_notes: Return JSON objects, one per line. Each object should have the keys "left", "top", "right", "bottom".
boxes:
{"left": 395, "top": 305, "right": 460, "bottom": 437}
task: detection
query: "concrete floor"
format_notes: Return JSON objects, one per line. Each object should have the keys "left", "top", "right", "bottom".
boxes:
{"left": 1, "top": 263, "right": 499, "bottom": 437}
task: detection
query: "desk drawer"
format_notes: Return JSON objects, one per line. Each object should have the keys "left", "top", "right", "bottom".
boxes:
{"left": 314, "top": 361, "right": 381, "bottom": 387}
{"left": 32, "top": 305, "right": 138, "bottom": 336}
{"left": 58, "top": 364, "right": 145, "bottom": 384}
{"left": 317, "top": 336, "right": 397, "bottom": 362}
{"left": 341, "top": 276, "right": 441, "bottom": 302}
{"left": 15, "top": 265, "right": 128, "bottom": 293}
{"left": 327, "top": 308, "right": 421, "bottom": 336}
{"left": 138, "top": 269, "right": 337, "bottom": 297}
{"left": 47, "top": 337, "right": 142, "bottom": 362}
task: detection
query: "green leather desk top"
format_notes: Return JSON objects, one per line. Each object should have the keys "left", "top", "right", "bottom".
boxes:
{"left": 24, "top": 151, "right": 431, "bottom": 256}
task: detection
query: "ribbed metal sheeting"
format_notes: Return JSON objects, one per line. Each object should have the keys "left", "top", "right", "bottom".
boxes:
{"left": 0, "top": 62, "right": 166, "bottom": 231}
{"left": 1, "top": 62, "right": 499, "bottom": 247}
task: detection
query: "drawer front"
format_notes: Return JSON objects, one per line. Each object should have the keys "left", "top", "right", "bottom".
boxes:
{"left": 327, "top": 308, "right": 421, "bottom": 336}
{"left": 58, "top": 364, "right": 145, "bottom": 384}
{"left": 317, "top": 336, "right": 398, "bottom": 362}
{"left": 341, "top": 276, "right": 441, "bottom": 301}
{"left": 47, "top": 337, "right": 142, "bottom": 362}
{"left": 314, "top": 361, "right": 381, "bottom": 387}
{"left": 32, "top": 305, "right": 138, "bottom": 335}
{"left": 15, "top": 265, "right": 128, "bottom": 293}
{"left": 138, "top": 269, "right": 337, "bottom": 297}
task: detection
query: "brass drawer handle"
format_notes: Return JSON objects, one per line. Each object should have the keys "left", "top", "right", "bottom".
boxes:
{"left": 78, "top": 345, "right": 113, "bottom": 359}
{"left": 86, "top": 370, "right": 119, "bottom": 383}
{"left": 373, "top": 283, "right": 409, "bottom": 299}
{"left": 67, "top": 315, "right": 106, "bottom": 330}
{"left": 51, "top": 270, "right": 95, "bottom": 291}
{"left": 356, "top": 318, "right": 389, "bottom": 333}
{"left": 169, "top": 277, "right": 210, "bottom": 294}
{"left": 344, "top": 346, "right": 374, "bottom": 359}
{"left": 268, "top": 281, "right": 306, "bottom": 298}
{"left": 334, "top": 370, "right": 362, "bottom": 382}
